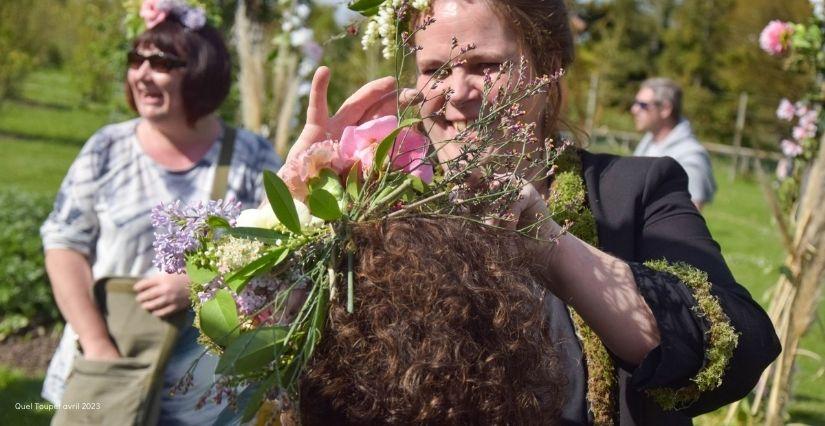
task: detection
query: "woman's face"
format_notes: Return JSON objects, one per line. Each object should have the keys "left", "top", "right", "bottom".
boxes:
{"left": 126, "top": 44, "right": 186, "bottom": 124}
{"left": 414, "top": 0, "right": 545, "bottom": 157}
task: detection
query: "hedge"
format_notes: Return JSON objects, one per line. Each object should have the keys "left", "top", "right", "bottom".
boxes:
{"left": 0, "top": 189, "right": 60, "bottom": 339}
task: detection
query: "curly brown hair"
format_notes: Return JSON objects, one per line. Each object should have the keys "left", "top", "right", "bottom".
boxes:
{"left": 297, "top": 217, "right": 566, "bottom": 424}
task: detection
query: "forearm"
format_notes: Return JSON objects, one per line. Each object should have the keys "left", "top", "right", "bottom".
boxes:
{"left": 543, "top": 233, "right": 660, "bottom": 365}
{"left": 45, "top": 248, "right": 116, "bottom": 355}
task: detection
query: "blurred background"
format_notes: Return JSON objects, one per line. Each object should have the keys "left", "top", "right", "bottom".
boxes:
{"left": 0, "top": 0, "right": 821, "bottom": 424}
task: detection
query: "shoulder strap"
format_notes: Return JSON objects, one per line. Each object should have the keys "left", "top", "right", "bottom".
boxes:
{"left": 210, "top": 125, "right": 236, "bottom": 200}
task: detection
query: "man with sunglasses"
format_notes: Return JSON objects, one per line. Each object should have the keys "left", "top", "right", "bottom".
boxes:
{"left": 631, "top": 77, "right": 716, "bottom": 210}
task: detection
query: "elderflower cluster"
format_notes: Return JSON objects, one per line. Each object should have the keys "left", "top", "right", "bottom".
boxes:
{"left": 362, "top": 0, "right": 430, "bottom": 59}
{"left": 213, "top": 236, "right": 266, "bottom": 274}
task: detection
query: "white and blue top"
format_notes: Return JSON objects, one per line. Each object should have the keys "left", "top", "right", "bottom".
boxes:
{"left": 40, "top": 118, "right": 281, "bottom": 424}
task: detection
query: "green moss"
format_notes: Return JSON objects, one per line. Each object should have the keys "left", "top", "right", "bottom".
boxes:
{"left": 549, "top": 170, "right": 599, "bottom": 247}
{"left": 643, "top": 260, "right": 741, "bottom": 411}
{"left": 570, "top": 310, "right": 618, "bottom": 425}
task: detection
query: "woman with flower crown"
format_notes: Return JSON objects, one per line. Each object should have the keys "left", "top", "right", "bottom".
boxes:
{"left": 275, "top": 0, "right": 781, "bottom": 423}
{"left": 40, "top": 1, "right": 280, "bottom": 424}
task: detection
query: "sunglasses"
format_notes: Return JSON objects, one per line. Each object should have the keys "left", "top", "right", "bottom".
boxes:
{"left": 127, "top": 50, "right": 187, "bottom": 72}
{"left": 632, "top": 100, "right": 658, "bottom": 110}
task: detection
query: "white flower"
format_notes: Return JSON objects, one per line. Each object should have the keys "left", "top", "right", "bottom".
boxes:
{"left": 294, "top": 200, "right": 325, "bottom": 228}
{"left": 294, "top": 3, "right": 311, "bottom": 19}
{"left": 290, "top": 27, "right": 315, "bottom": 47}
{"left": 236, "top": 207, "right": 280, "bottom": 229}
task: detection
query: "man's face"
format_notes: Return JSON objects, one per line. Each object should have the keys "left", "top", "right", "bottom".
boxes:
{"left": 630, "top": 87, "right": 667, "bottom": 133}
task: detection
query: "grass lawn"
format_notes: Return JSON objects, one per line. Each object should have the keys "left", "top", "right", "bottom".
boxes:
{"left": 0, "top": 368, "right": 54, "bottom": 425}
{"left": 1, "top": 69, "right": 823, "bottom": 424}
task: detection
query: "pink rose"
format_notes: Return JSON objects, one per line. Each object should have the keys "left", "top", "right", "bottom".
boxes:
{"left": 339, "top": 116, "right": 399, "bottom": 173}
{"left": 759, "top": 20, "right": 794, "bottom": 56}
{"left": 278, "top": 140, "right": 345, "bottom": 201}
{"left": 781, "top": 139, "right": 803, "bottom": 157}
{"left": 140, "top": 0, "right": 168, "bottom": 29}
{"left": 391, "top": 128, "right": 434, "bottom": 183}
{"left": 776, "top": 98, "right": 796, "bottom": 121}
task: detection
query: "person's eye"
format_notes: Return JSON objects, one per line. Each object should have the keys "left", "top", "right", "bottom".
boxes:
{"left": 480, "top": 63, "right": 501, "bottom": 72}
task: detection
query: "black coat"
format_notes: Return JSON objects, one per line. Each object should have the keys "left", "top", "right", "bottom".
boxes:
{"left": 573, "top": 151, "right": 781, "bottom": 425}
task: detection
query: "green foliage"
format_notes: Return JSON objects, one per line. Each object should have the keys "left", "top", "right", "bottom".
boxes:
{"left": 0, "top": 190, "right": 60, "bottom": 339}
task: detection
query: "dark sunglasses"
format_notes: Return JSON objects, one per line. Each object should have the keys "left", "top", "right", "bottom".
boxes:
{"left": 127, "top": 50, "right": 187, "bottom": 72}
{"left": 632, "top": 100, "right": 658, "bottom": 110}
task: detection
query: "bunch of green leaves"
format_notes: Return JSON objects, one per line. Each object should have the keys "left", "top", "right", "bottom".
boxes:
{"left": 0, "top": 189, "right": 60, "bottom": 340}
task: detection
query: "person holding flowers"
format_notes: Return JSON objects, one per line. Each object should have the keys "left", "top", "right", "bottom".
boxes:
{"left": 259, "top": 0, "right": 780, "bottom": 423}
{"left": 40, "top": 0, "right": 279, "bottom": 424}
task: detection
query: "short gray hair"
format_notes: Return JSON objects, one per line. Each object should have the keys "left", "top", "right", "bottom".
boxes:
{"left": 640, "top": 77, "right": 682, "bottom": 120}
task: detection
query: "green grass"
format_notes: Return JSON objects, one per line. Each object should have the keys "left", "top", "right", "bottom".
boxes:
{"left": 0, "top": 367, "right": 53, "bottom": 426}
{"left": 0, "top": 137, "right": 79, "bottom": 195}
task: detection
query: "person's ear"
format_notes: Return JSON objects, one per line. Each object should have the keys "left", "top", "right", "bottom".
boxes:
{"left": 659, "top": 101, "right": 674, "bottom": 120}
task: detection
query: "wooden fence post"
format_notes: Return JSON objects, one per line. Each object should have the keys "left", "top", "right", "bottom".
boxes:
{"left": 585, "top": 72, "right": 599, "bottom": 134}
{"left": 731, "top": 92, "right": 749, "bottom": 180}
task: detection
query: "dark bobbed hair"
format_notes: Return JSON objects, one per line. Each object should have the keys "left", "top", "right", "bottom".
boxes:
{"left": 298, "top": 217, "right": 566, "bottom": 425}
{"left": 126, "top": 19, "right": 231, "bottom": 126}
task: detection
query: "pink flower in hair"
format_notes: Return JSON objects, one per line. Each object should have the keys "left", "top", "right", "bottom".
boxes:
{"left": 140, "top": 0, "right": 168, "bottom": 29}
{"left": 759, "top": 20, "right": 794, "bottom": 56}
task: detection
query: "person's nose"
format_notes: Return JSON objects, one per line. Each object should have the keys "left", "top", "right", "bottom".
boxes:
{"left": 447, "top": 68, "right": 481, "bottom": 108}
{"left": 133, "top": 60, "right": 153, "bottom": 81}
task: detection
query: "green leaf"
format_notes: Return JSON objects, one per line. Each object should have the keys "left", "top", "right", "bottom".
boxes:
{"left": 186, "top": 258, "right": 216, "bottom": 286}
{"left": 227, "top": 227, "right": 289, "bottom": 245}
{"left": 241, "top": 373, "right": 279, "bottom": 422}
{"left": 346, "top": 162, "right": 362, "bottom": 201}
{"left": 309, "top": 168, "right": 345, "bottom": 199}
{"left": 307, "top": 188, "right": 343, "bottom": 221}
{"left": 407, "top": 174, "right": 425, "bottom": 193}
{"left": 263, "top": 170, "right": 301, "bottom": 235}
{"left": 349, "top": 0, "right": 385, "bottom": 12}
{"left": 224, "top": 248, "right": 290, "bottom": 293}
{"left": 199, "top": 289, "right": 240, "bottom": 347}
{"left": 207, "top": 216, "right": 231, "bottom": 229}
{"left": 373, "top": 118, "right": 423, "bottom": 174}
{"left": 216, "top": 326, "right": 288, "bottom": 375}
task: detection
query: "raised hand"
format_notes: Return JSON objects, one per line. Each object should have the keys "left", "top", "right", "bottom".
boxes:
{"left": 285, "top": 66, "right": 419, "bottom": 164}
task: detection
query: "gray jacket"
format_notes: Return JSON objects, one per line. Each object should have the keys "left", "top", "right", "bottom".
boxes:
{"left": 633, "top": 120, "right": 716, "bottom": 204}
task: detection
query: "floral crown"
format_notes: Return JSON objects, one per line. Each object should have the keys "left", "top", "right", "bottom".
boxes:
{"left": 140, "top": 0, "right": 207, "bottom": 30}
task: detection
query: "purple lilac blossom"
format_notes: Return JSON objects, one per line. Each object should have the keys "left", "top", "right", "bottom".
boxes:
{"left": 235, "top": 275, "right": 281, "bottom": 316}
{"left": 152, "top": 199, "right": 241, "bottom": 274}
